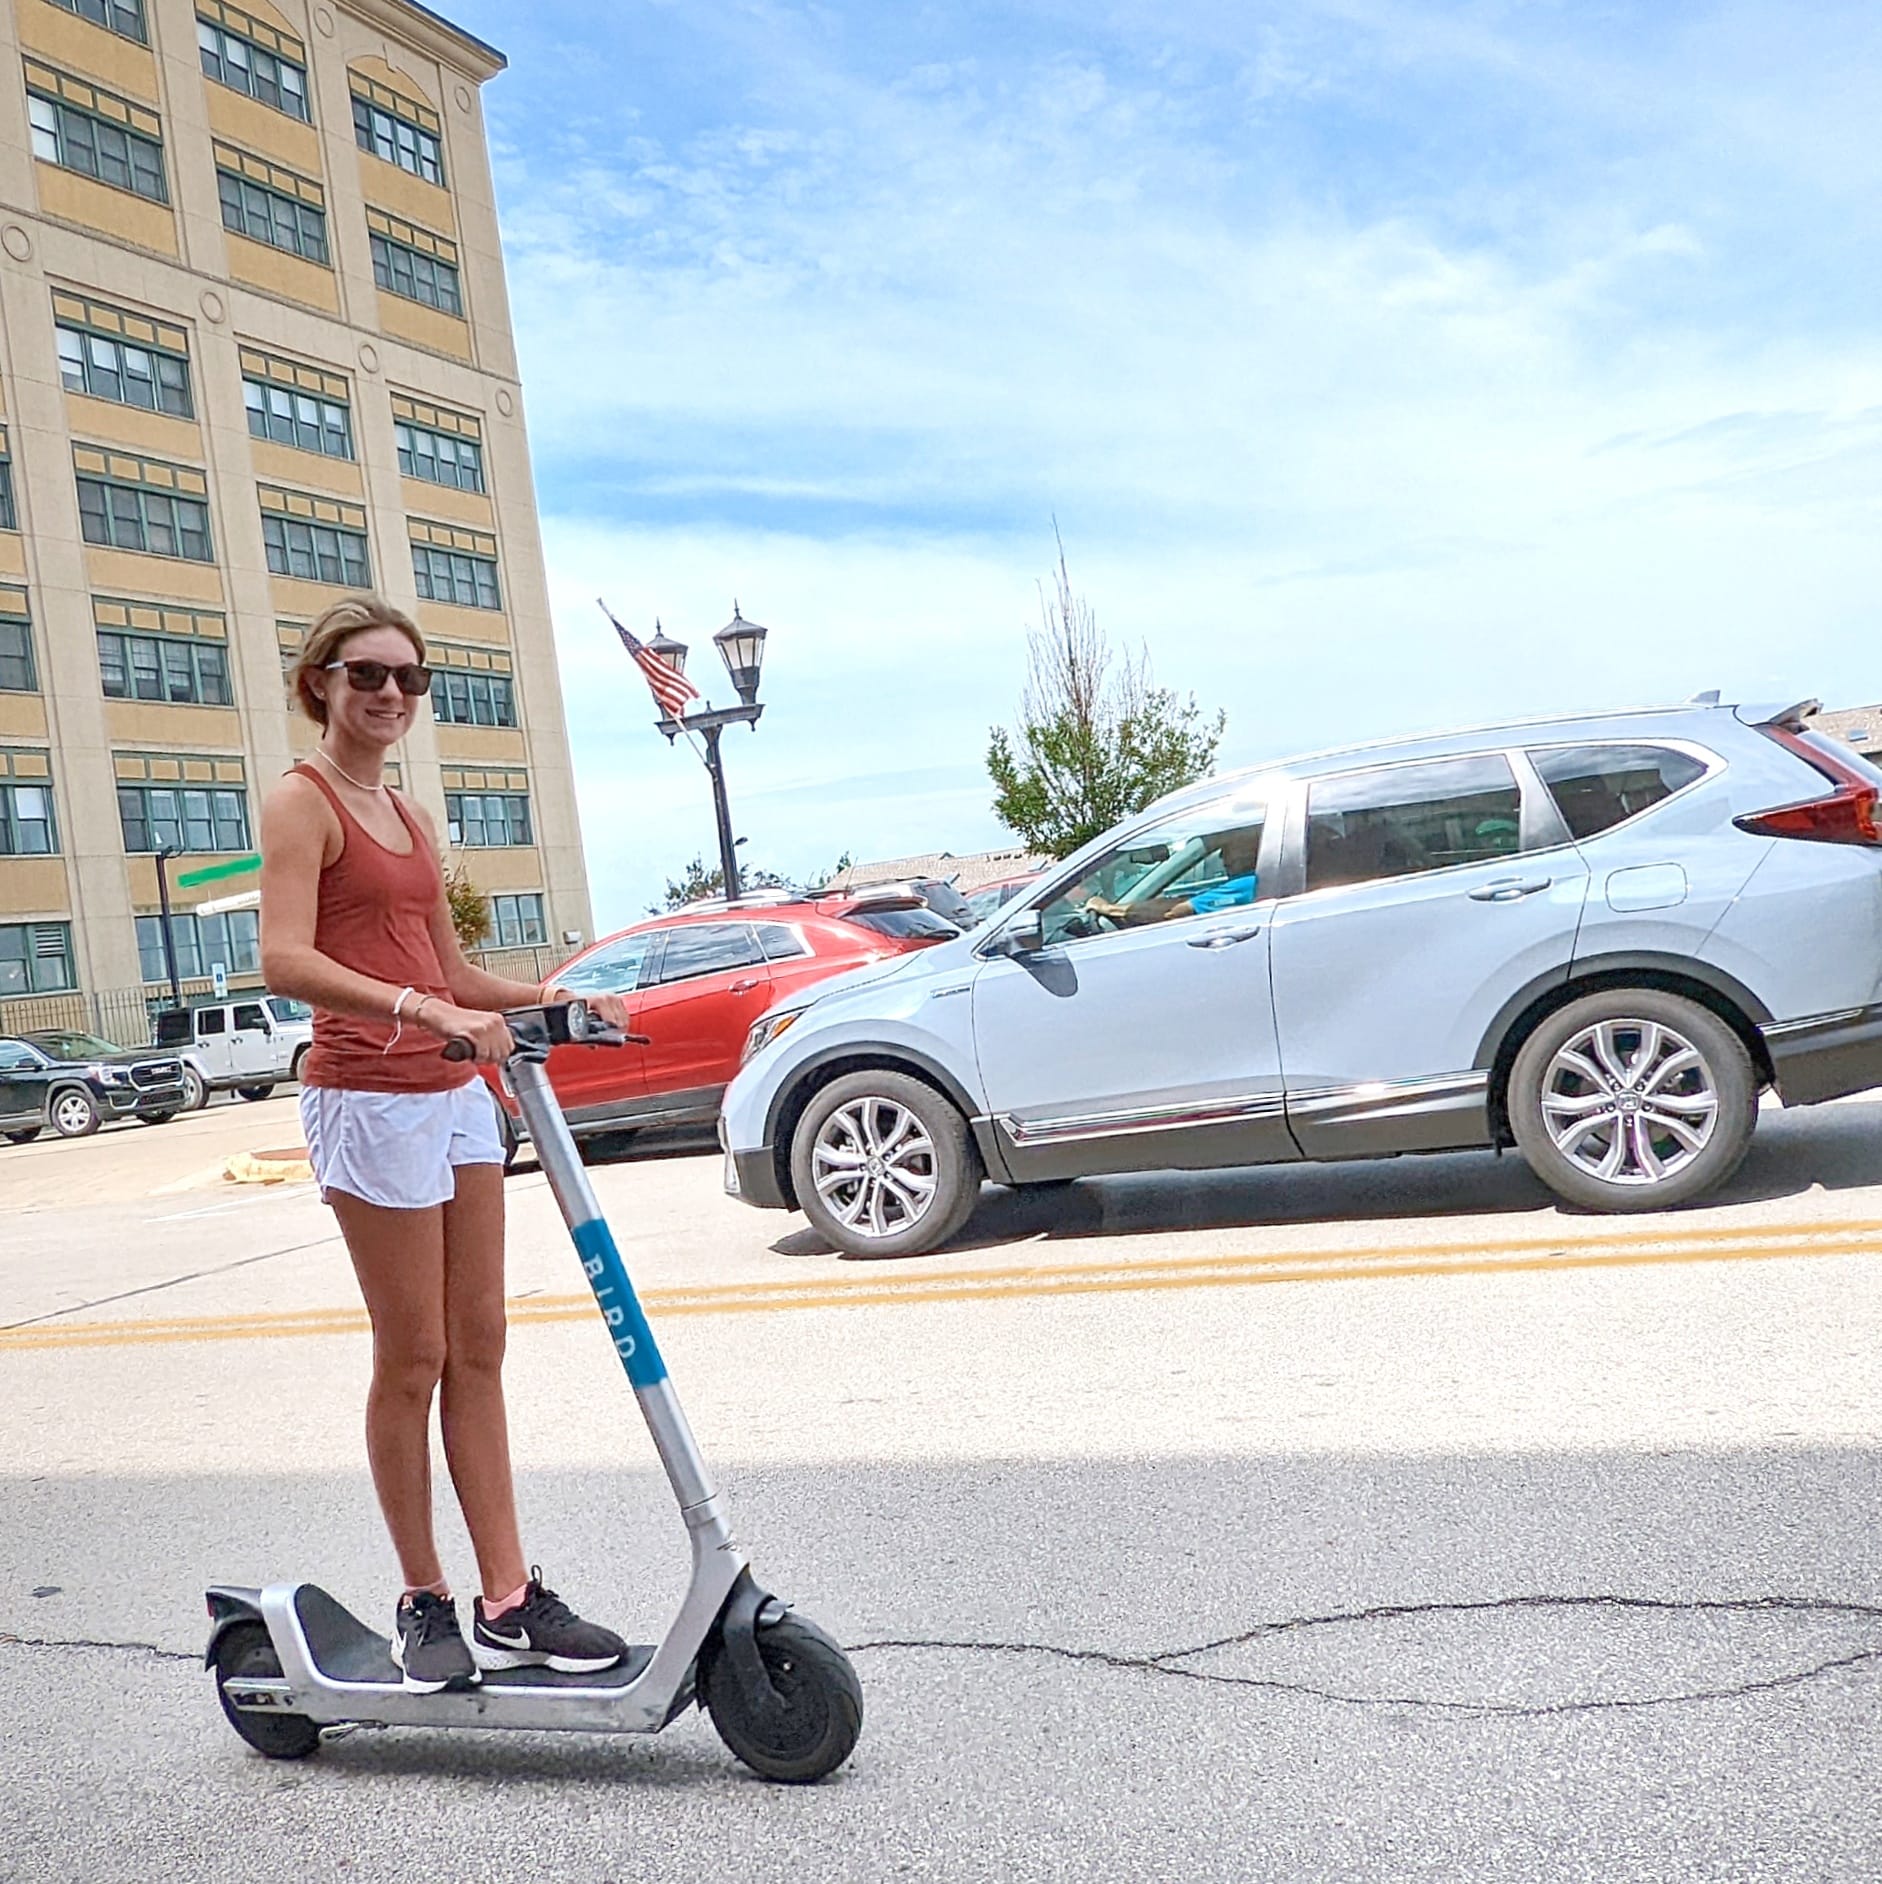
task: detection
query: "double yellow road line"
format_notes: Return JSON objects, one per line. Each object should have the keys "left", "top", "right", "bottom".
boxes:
{"left": 3, "top": 1217, "right": 1877, "bottom": 1353}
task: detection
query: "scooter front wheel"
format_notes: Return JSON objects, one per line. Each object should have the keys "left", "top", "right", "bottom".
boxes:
{"left": 213, "top": 1621, "right": 322, "bottom": 1760}
{"left": 702, "top": 1612, "right": 862, "bottom": 1783}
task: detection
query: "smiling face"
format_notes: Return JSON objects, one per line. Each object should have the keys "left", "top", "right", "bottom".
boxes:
{"left": 310, "top": 625, "right": 426, "bottom": 751}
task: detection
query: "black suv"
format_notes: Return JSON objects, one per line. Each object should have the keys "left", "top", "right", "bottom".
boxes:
{"left": 0, "top": 1030, "right": 188, "bottom": 1141}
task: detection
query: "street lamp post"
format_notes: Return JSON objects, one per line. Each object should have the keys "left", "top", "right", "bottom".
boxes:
{"left": 153, "top": 844, "right": 184, "bottom": 1009}
{"left": 646, "top": 607, "right": 770, "bottom": 902}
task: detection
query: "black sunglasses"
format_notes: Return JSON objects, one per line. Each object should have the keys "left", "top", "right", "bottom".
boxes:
{"left": 325, "top": 658, "right": 433, "bottom": 696}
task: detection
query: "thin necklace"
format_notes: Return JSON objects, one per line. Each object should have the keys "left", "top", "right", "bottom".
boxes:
{"left": 313, "top": 746, "right": 386, "bottom": 794}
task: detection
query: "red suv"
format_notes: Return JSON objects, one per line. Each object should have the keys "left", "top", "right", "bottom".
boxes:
{"left": 484, "top": 891, "right": 958, "bottom": 1161}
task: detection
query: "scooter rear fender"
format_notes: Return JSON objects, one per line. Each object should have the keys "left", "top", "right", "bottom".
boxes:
{"left": 204, "top": 1586, "right": 264, "bottom": 1668}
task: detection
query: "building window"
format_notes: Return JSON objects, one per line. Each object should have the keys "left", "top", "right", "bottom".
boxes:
{"left": 244, "top": 374, "right": 352, "bottom": 460}
{"left": 98, "top": 631, "right": 230, "bottom": 706}
{"left": 445, "top": 792, "right": 531, "bottom": 848}
{"left": 487, "top": 893, "right": 546, "bottom": 948}
{"left": 118, "top": 783, "right": 249, "bottom": 855}
{"left": 57, "top": 324, "right": 192, "bottom": 418}
{"left": 198, "top": 18, "right": 308, "bottom": 121}
{"left": 412, "top": 544, "right": 500, "bottom": 610}
{"left": 0, "top": 921, "right": 76, "bottom": 997}
{"left": 0, "top": 617, "right": 34, "bottom": 692}
{"left": 0, "top": 783, "right": 57, "bottom": 855}
{"left": 28, "top": 90, "right": 167, "bottom": 203}
{"left": 396, "top": 419, "right": 483, "bottom": 492}
{"left": 370, "top": 232, "right": 461, "bottom": 315}
{"left": 263, "top": 513, "right": 370, "bottom": 587}
{"left": 431, "top": 668, "right": 516, "bottom": 727}
{"left": 218, "top": 169, "right": 327, "bottom": 263}
{"left": 48, "top": 0, "right": 147, "bottom": 43}
{"left": 0, "top": 460, "right": 15, "bottom": 533}
{"left": 136, "top": 908, "right": 259, "bottom": 982}
{"left": 76, "top": 475, "right": 213, "bottom": 562}
{"left": 353, "top": 94, "right": 443, "bottom": 185}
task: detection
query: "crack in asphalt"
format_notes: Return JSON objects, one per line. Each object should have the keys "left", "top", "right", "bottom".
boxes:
{"left": 0, "top": 1234, "right": 342, "bottom": 1333}
{"left": 849, "top": 1593, "right": 1882, "bottom": 1718}
{"left": 9, "top": 1594, "right": 1881, "bottom": 1719}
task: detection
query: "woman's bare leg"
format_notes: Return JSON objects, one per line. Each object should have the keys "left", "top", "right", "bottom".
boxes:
{"left": 438, "top": 1161, "right": 528, "bottom": 1602}
{"left": 330, "top": 1191, "right": 449, "bottom": 1592}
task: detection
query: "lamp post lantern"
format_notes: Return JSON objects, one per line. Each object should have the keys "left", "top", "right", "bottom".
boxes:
{"left": 647, "top": 607, "right": 772, "bottom": 902}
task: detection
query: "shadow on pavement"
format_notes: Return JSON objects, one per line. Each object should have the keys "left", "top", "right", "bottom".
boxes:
{"left": 771, "top": 1095, "right": 1882, "bottom": 1262}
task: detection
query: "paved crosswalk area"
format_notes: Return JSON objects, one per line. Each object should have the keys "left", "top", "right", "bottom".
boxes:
{"left": 3, "top": 1093, "right": 1881, "bottom": 1880}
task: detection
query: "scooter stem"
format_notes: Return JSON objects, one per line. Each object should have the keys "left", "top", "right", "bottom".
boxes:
{"left": 507, "top": 1050, "right": 721, "bottom": 1522}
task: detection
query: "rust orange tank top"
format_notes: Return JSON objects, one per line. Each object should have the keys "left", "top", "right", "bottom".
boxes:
{"left": 292, "top": 763, "right": 471, "bottom": 1095}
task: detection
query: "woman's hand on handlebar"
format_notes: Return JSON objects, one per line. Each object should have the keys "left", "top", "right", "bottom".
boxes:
{"left": 420, "top": 999, "right": 515, "bottom": 1065}
{"left": 545, "top": 984, "right": 631, "bottom": 1032}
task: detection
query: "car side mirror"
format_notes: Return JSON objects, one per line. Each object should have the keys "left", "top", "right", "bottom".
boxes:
{"left": 996, "top": 909, "right": 1044, "bottom": 955}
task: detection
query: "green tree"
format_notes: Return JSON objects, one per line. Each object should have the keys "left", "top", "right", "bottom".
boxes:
{"left": 988, "top": 536, "right": 1224, "bottom": 858}
{"left": 653, "top": 853, "right": 789, "bottom": 912}
{"left": 442, "top": 861, "right": 491, "bottom": 951}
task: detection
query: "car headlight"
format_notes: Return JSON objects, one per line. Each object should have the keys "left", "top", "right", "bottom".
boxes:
{"left": 741, "top": 1008, "right": 807, "bottom": 1066}
{"left": 99, "top": 1066, "right": 130, "bottom": 1084}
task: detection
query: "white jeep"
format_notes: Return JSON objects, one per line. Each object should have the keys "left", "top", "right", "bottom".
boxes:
{"left": 157, "top": 996, "right": 314, "bottom": 1110}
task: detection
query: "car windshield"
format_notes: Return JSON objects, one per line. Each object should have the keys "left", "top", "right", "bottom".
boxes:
{"left": 21, "top": 1030, "right": 120, "bottom": 1062}
{"left": 266, "top": 997, "right": 312, "bottom": 1022}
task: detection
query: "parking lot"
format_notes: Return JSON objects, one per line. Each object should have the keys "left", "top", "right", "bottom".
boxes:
{"left": 4, "top": 1090, "right": 1882, "bottom": 1881}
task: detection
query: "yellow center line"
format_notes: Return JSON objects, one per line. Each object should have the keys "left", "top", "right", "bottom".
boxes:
{"left": 1, "top": 1219, "right": 1876, "bottom": 1351}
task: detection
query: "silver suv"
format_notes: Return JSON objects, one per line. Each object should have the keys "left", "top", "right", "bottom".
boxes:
{"left": 720, "top": 697, "right": 1882, "bottom": 1257}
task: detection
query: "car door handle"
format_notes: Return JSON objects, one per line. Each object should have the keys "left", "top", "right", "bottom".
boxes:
{"left": 1187, "top": 925, "right": 1263, "bottom": 949}
{"left": 728, "top": 977, "right": 762, "bottom": 993}
{"left": 1468, "top": 876, "right": 1552, "bottom": 902}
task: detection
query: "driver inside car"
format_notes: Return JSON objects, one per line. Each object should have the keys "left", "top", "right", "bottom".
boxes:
{"left": 1082, "top": 824, "right": 1262, "bottom": 927}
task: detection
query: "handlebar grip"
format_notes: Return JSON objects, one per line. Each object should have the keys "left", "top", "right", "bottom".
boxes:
{"left": 442, "top": 1036, "right": 475, "bottom": 1062}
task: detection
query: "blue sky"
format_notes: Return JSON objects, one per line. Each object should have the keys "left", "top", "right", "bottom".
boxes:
{"left": 441, "top": 1, "right": 1882, "bottom": 933}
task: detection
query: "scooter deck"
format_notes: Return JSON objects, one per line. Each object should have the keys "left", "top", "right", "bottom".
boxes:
{"left": 298, "top": 1585, "right": 656, "bottom": 1692}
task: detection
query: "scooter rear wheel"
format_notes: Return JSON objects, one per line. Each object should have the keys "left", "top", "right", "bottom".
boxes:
{"left": 214, "top": 1621, "right": 322, "bottom": 1760}
{"left": 702, "top": 1613, "right": 862, "bottom": 1783}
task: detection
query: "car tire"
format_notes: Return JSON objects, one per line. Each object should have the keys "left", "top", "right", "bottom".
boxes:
{"left": 790, "top": 1068, "right": 982, "bottom": 1258}
{"left": 139, "top": 1111, "right": 179, "bottom": 1126}
{"left": 1509, "top": 989, "right": 1757, "bottom": 1213}
{"left": 4, "top": 1127, "right": 41, "bottom": 1145}
{"left": 235, "top": 1084, "right": 276, "bottom": 1102}
{"left": 180, "top": 1066, "right": 209, "bottom": 1112}
{"left": 48, "top": 1085, "right": 100, "bottom": 1138}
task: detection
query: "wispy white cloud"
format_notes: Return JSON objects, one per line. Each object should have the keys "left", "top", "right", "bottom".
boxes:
{"left": 443, "top": 0, "right": 1882, "bottom": 928}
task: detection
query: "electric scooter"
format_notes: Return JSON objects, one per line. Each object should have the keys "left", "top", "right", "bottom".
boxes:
{"left": 205, "top": 1001, "right": 863, "bottom": 1783}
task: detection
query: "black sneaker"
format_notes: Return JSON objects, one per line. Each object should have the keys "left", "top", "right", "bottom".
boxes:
{"left": 471, "top": 1568, "right": 626, "bottom": 1674}
{"left": 391, "top": 1591, "right": 480, "bottom": 1693}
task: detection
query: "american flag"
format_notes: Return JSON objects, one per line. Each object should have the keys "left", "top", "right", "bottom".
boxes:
{"left": 601, "top": 602, "right": 700, "bottom": 721}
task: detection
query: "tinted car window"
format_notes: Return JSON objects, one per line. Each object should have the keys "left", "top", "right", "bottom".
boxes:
{"left": 1306, "top": 756, "right": 1522, "bottom": 892}
{"left": 197, "top": 1009, "right": 226, "bottom": 1035}
{"left": 1529, "top": 744, "right": 1707, "bottom": 840}
{"left": 756, "top": 923, "right": 812, "bottom": 961}
{"left": 232, "top": 1003, "right": 266, "bottom": 1031}
{"left": 556, "top": 933, "right": 655, "bottom": 995}
{"left": 845, "top": 908, "right": 959, "bottom": 942}
{"left": 655, "top": 923, "right": 762, "bottom": 985}
{"left": 0, "top": 1041, "right": 37, "bottom": 1072}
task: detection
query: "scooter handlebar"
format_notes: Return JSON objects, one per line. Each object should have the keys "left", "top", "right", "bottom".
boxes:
{"left": 440, "top": 999, "right": 648, "bottom": 1062}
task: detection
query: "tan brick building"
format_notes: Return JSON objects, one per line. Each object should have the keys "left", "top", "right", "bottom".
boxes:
{"left": 0, "top": 0, "right": 592, "bottom": 1032}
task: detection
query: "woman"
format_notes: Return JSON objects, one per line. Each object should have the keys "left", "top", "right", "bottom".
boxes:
{"left": 261, "top": 594, "right": 627, "bottom": 1693}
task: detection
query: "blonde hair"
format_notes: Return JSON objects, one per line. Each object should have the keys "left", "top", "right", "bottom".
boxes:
{"left": 290, "top": 595, "right": 426, "bottom": 726}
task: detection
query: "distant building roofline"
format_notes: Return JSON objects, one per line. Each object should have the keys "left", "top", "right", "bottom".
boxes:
{"left": 357, "top": 0, "right": 507, "bottom": 80}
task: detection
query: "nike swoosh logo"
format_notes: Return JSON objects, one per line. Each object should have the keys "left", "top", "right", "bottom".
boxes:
{"left": 482, "top": 1624, "right": 527, "bottom": 1645}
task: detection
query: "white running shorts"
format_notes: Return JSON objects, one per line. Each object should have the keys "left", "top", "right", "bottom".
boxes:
{"left": 300, "top": 1081, "right": 505, "bottom": 1210}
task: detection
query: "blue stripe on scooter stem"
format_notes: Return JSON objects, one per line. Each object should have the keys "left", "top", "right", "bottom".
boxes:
{"left": 569, "top": 1218, "right": 668, "bottom": 1387}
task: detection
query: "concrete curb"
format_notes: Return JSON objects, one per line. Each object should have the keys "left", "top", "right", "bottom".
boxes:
{"left": 224, "top": 1147, "right": 314, "bottom": 1185}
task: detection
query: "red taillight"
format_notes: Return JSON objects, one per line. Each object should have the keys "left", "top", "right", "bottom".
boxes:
{"left": 1735, "top": 724, "right": 1882, "bottom": 847}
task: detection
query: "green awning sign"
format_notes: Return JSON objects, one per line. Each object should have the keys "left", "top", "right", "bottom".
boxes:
{"left": 175, "top": 853, "right": 262, "bottom": 889}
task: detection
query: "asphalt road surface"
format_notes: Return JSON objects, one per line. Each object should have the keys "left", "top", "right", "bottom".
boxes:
{"left": 3, "top": 1092, "right": 1880, "bottom": 1881}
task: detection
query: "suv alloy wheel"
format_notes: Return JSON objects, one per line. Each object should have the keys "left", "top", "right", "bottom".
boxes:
{"left": 180, "top": 1066, "right": 209, "bottom": 1112}
{"left": 790, "top": 1070, "right": 983, "bottom": 1258}
{"left": 48, "top": 1085, "right": 100, "bottom": 1138}
{"left": 1508, "top": 989, "right": 1757, "bottom": 1211}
